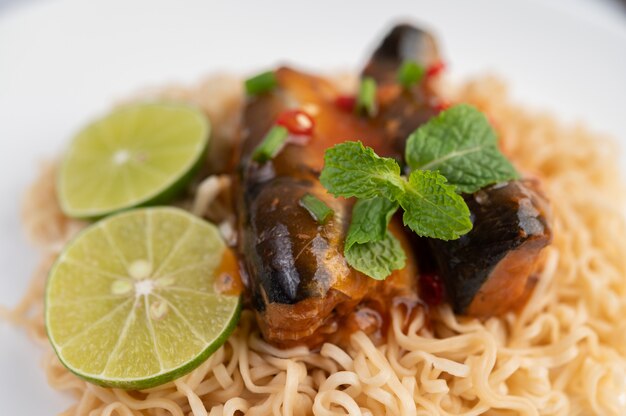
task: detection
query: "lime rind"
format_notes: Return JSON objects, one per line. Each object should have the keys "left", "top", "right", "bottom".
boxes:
{"left": 58, "top": 103, "right": 210, "bottom": 219}
{"left": 122, "top": 299, "right": 239, "bottom": 389}
{"left": 49, "top": 297, "right": 241, "bottom": 390}
{"left": 45, "top": 207, "right": 241, "bottom": 389}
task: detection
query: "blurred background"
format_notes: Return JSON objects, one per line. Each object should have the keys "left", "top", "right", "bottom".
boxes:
{"left": 1, "top": 0, "right": 625, "bottom": 414}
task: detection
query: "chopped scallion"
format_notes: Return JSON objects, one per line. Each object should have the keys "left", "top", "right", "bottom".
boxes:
{"left": 397, "top": 60, "right": 425, "bottom": 88}
{"left": 356, "top": 77, "right": 377, "bottom": 117}
{"left": 245, "top": 71, "right": 278, "bottom": 96}
{"left": 299, "top": 193, "right": 334, "bottom": 224}
{"left": 252, "top": 126, "right": 289, "bottom": 162}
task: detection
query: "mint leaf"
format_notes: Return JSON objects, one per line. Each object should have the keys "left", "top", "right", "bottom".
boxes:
{"left": 344, "top": 231, "right": 406, "bottom": 280}
{"left": 399, "top": 170, "right": 472, "bottom": 240}
{"left": 405, "top": 104, "right": 519, "bottom": 194}
{"left": 320, "top": 141, "right": 405, "bottom": 200}
{"left": 346, "top": 197, "right": 399, "bottom": 249}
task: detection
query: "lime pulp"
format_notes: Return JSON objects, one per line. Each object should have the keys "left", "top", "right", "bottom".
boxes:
{"left": 58, "top": 103, "right": 210, "bottom": 219}
{"left": 45, "top": 207, "right": 241, "bottom": 389}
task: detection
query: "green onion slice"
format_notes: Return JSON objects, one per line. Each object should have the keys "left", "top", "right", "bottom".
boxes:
{"left": 356, "top": 77, "right": 377, "bottom": 117}
{"left": 252, "top": 126, "right": 289, "bottom": 162}
{"left": 397, "top": 60, "right": 425, "bottom": 88}
{"left": 299, "top": 193, "right": 334, "bottom": 224}
{"left": 245, "top": 71, "right": 278, "bottom": 96}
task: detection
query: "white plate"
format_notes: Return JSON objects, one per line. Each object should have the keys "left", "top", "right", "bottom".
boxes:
{"left": 1, "top": 0, "right": 625, "bottom": 414}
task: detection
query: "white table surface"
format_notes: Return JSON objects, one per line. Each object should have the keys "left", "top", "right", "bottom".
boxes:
{"left": 1, "top": 0, "right": 625, "bottom": 414}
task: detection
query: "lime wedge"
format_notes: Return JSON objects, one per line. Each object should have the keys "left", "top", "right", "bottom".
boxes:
{"left": 45, "top": 207, "right": 241, "bottom": 389}
{"left": 58, "top": 103, "right": 210, "bottom": 219}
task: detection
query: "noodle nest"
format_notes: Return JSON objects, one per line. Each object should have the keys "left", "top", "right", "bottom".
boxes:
{"left": 3, "top": 74, "right": 626, "bottom": 416}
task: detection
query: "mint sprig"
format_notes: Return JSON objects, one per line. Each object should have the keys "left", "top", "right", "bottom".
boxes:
{"left": 405, "top": 104, "right": 519, "bottom": 194}
{"left": 322, "top": 141, "right": 471, "bottom": 240}
{"left": 321, "top": 141, "right": 471, "bottom": 279}
{"left": 320, "top": 104, "right": 519, "bottom": 281}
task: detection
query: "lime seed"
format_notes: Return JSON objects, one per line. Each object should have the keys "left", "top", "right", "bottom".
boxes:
{"left": 129, "top": 260, "right": 152, "bottom": 280}
{"left": 111, "top": 280, "right": 133, "bottom": 296}
{"left": 150, "top": 300, "right": 169, "bottom": 320}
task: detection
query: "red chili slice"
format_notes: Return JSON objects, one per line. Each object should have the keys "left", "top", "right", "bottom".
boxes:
{"left": 334, "top": 94, "right": 356, "bottom": 112}
{"left": 276, "top": 109, "right": 315, "bottom": 136}
{"left": 434, "top": 100, "right": 451, "bottom": 113}
{"left": 426, "top": 61, "right": 446, "bottom": 78}
{"left": 419, "top": 273, "right": 444, "bottom": 306}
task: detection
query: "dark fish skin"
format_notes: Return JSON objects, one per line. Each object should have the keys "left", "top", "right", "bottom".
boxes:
{"left": 240, "top": 68, "right": 397, "bottom": 306}
{"left": 236, "top": 25, "right": 443, "bottom": 346}
{"left": 428, "top": 180, "right": 553, "bottom": 316}
{"left": 361, "top": 23, "right": 441, "bottom": 159}
{"left": 365, "top": 24, "right": 554, "bottom": 317}
{"left": 362, "top": 23, "right": 440, "bottom": 85}
{"left": 238, "top": 68, "right": 421, "bottom": 346}
{"left": 237, "top": 22, "right": 551, "bottom": 346}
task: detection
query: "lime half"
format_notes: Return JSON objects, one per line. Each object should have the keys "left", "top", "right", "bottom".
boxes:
{"left": 58, "top": 103, "right": 210, "bottom": 219}
{"left": 45, "top": 207, "right": 241, "bottom": 389}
